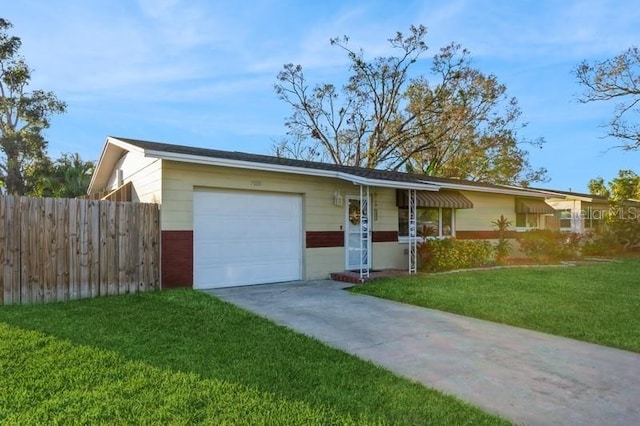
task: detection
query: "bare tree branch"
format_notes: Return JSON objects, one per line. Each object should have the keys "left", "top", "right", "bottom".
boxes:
{"left": 273, "top": 25, "right": 546, "bottom": 185}
{"left": 575, "top": 46, "right": 640, "bottom": 150}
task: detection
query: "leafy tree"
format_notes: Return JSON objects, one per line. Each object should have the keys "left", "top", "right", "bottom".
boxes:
{"left": 609, "top": 169, "right": 640, "bottom": 201}
{"left": 36, "top": 153, "right": 94, "bottom": 198}
{"left": 588, "top": 170, "right": 640, "bottom": 251}
{"left": 587, "top": 176, "right": 611, "bottom": 198}
{"left": 588, "top": 170, "right": 640, "bottom": 201}
{"left": 575, "top": 47, "right": 640, "bottom": 150}
{"left": 402, "top": 44, "right": 546, "bottom": 185}
{"left": 0, "top": 18, "right": 66, "bottom": 195}
{"left": 275, "top": 25, "right": 547, "bottom": 185}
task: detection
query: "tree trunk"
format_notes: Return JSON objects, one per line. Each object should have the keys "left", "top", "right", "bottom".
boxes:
{"left": 5, "top": 155, "right": 25, "bottom": 195}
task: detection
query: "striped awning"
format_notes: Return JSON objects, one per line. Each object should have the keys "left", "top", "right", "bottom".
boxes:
{"left": 516, "top": 198, "right": 556, "bottom": 214}
{"left": 396, "top": 190, "right": 473, "bottom": 209}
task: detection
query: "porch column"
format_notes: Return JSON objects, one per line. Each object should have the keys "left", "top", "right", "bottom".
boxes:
{"left": 408, "top": 189, "right": 417, "bottom": 274}
{"left": 359, "top": 185, "right": 370, "bottom": 281}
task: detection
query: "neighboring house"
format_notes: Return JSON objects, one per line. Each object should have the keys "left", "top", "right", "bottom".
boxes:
{"left": 540, "top": 189, "right": 609, "bottom": 234}
{"left": 538, "top": 188, "right": 640, "bottom": 234}
{"left": 88, "top": 137, "right": 560, "bottom": 289}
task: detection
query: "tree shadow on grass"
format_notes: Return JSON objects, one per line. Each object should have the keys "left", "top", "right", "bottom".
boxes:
{"left": 0, "top": 289, "right": 505, "bottom": 425}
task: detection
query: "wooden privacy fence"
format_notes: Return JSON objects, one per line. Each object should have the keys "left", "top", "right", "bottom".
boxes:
{"left": 0, "top": 195, "right": 160, "bottom": 306}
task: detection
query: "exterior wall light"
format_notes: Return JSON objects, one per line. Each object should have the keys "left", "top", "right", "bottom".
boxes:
{"left": 333, "top": 190, "right": 343, "bottom": 206}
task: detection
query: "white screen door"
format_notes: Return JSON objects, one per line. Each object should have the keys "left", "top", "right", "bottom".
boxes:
{"left": 345, "top": 196, "right": 370, "bottom": 270}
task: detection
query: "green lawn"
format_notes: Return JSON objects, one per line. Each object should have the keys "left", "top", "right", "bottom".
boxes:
{"left": 352, "top": 259, "right": 640, "bottom": 353}
{"left": 0, "top": 290, "right": 506, "bottom": 425}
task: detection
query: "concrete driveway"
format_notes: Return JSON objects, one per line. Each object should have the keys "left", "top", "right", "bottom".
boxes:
{"left": 207, "top": 280, "right": 640, "bottom": 426}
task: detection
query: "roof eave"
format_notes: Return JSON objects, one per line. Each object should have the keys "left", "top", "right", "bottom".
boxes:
{"left": 144, "top": 149, "right": 441, "bottom": 191}
{"left": 547, "top": 192, "right": 592, "bottom": 202}
{"left": 88, "top": 137, "right": 148, "bottom": 194}
{"left": 434, "top": 182, "right": 553, "bottom": 198}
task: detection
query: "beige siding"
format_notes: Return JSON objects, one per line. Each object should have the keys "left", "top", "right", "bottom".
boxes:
{"left": 162, "top": 161, "right": 353, "bottom": 231}
{"left": 162, "top": 162, "right": 402, "bottom": 233}
{"left": 306, "top": 243, "right": 406, "bottom": 280}
{"left": 456, "top": 191, "right": 517, "bottom": 231}
{"left": 372, "top": 188, "right": 401, "bottom": 232}
{"left": 305, "top": 247, "right": 343, "bottom": 280}
{"left": 162, "top": 161, "right": 407, "bottom": 279}
{"left": 373, "top": 242, "right": 406, "bottom": 270}
{"left": 370, "top": 189, "right": 405, "bottom": 269}
{"left": 105, "top": 151, "right": 162, "bottom": 203}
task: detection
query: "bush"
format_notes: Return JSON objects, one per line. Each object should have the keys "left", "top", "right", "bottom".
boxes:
{"left": 517, "top": 230, "right": 582, "bottom": 261}
{"left": 418, "top": 238, "right": 494, "bottom": 272}
{"left": 581, "top": 217, "right": 640, "bottom": 255}
{"left": 605, "top": 217, "right": 640, "bottom": 250}
{"left": 491, "top": 215, "right": 513, "bottom": 264}
{"left": 581, "top": 232, "right": 617, "bottom": 256}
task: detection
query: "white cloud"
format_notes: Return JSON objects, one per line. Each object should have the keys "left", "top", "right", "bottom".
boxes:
{"left": 3, "top": 0, "right": 637, "bottom": 193}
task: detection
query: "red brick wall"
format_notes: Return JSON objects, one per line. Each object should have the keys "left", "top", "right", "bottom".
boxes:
{"left": 162, "top": 229, "right": 401, "bottom": 286}
{"left": 372, "top": 231, "right": 398, "bottom": 242}
{"left": 306, "top": 231, "right": 344, "bottom": 248}
{"left": 161, "top": 231, "right": 193, "bottom": 288}
{"left": 306, "top": 230, "right": 399, "bottom": 247}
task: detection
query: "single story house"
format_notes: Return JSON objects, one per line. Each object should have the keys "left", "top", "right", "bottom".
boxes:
{"left": 88, "top": 137, "right": 561, "bottom": 289}
{"left": 539, "top": 188, "right": 640, "bottom": 234}
{"left": 540, "top": 189, "right": 610, "bottom": 234}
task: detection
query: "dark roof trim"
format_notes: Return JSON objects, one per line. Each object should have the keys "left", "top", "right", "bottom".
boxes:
{"left": 92, "top": 136, "right": 554, "bottom": 197}
{"left": 527, "top": 187, "right": 609, "bottom": 202}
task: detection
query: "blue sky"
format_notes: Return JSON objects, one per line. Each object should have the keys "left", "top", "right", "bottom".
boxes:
{"left": 4, "top": 0, "right": 639, "bottom": 192}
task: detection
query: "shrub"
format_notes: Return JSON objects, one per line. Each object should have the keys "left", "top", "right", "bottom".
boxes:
{"left": 581, "top": 216, "right": 640, "bottom": 255}
{"left": 491, "top": 215, "right": 513, "bottom": 264}
{"left": 605, "top": 217, "right": 640, "bottom": 250}
{"left": 418, "top": 238, "right": 494, "bottom": 272}
{"left": 517, "top": 229, "right": 582, "bottom": 262}
{"left": 581, "top": 232, "right": 617, "bottom": 256}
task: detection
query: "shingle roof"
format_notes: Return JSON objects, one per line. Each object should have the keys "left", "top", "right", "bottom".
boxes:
{"left": 112, "top": 136, "right": 532, "bottom": 192}
{"left": 528, "top": 186, "right": 609, "bottom": 202}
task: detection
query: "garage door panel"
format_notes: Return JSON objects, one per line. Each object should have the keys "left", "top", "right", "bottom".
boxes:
{"left": 193, "top": 191, "right": 302, "bottom": 289}
{"left": 196, "top": 258, "right": 301, "bottom": 286}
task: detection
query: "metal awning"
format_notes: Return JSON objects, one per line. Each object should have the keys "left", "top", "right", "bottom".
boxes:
{"left": 516, "top": 198, "right": 556, "bottom": 214}
{"left": 397, "top": 190, "right": 473, "bottom": 209}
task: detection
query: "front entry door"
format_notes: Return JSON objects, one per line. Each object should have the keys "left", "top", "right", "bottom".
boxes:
{"left": 345, "top": 196, "right": 370, "bottom": 270}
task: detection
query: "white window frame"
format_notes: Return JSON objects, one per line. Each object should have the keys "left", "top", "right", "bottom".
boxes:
{"left": 398, "top": 207, "right": 456, "bottom": 243}
{"left": 584, "top": 206, "right": 605, "bottom": 231}
{"left": 559, "top": 209, "right": 572, "bottom": 232}
{"left": 515, "top": 212, "right": 540, "bottom": 232}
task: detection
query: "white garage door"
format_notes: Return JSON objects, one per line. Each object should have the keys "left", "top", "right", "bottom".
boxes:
{"left": 193, "top": 190, "right": 302, "bottom": 289}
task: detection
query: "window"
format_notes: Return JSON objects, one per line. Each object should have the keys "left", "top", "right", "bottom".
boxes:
{"left": 559, "top": 209, "right": 572, "bottom": 230}
{"left": 398, "top": 207, "right": 455, "bottom": 239}
{"left": 516, "top": 213, "right": 539, "bottom": 230}
{"left": 585, "top": 207, "right": 605, "bottom": 231}
{"left": 442, "top": 208, "right": 453, "bottom": 236}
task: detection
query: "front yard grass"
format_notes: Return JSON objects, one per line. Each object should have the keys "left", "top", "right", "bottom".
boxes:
{"left": 0, "top": 290, "right": 506, "bottom": 425}
{"left": 351, "top": 259, "right": 640, "bottom": 353}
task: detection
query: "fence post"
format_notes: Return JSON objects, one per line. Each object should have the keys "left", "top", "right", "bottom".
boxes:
{"left": 0, "top": 195, "right": 159, "bottom": 306}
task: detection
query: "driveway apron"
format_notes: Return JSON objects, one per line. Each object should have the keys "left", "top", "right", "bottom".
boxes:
{"left": 207, "top": 280, "right": 640, "bottom": 426}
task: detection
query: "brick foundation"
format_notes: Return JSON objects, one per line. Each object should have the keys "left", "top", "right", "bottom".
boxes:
{"left": 306, "top": 231, "right": 344, "bottom": 248}
{"left": 161, "top": 230, "right": 193, "bottom": 288}
{"left": 372, "top": 231, "right": 398, "bottom": 242}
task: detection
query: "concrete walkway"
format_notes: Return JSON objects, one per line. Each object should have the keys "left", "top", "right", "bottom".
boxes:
{"left": 207, "top": 280, "right": 640, "bottom": 426}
